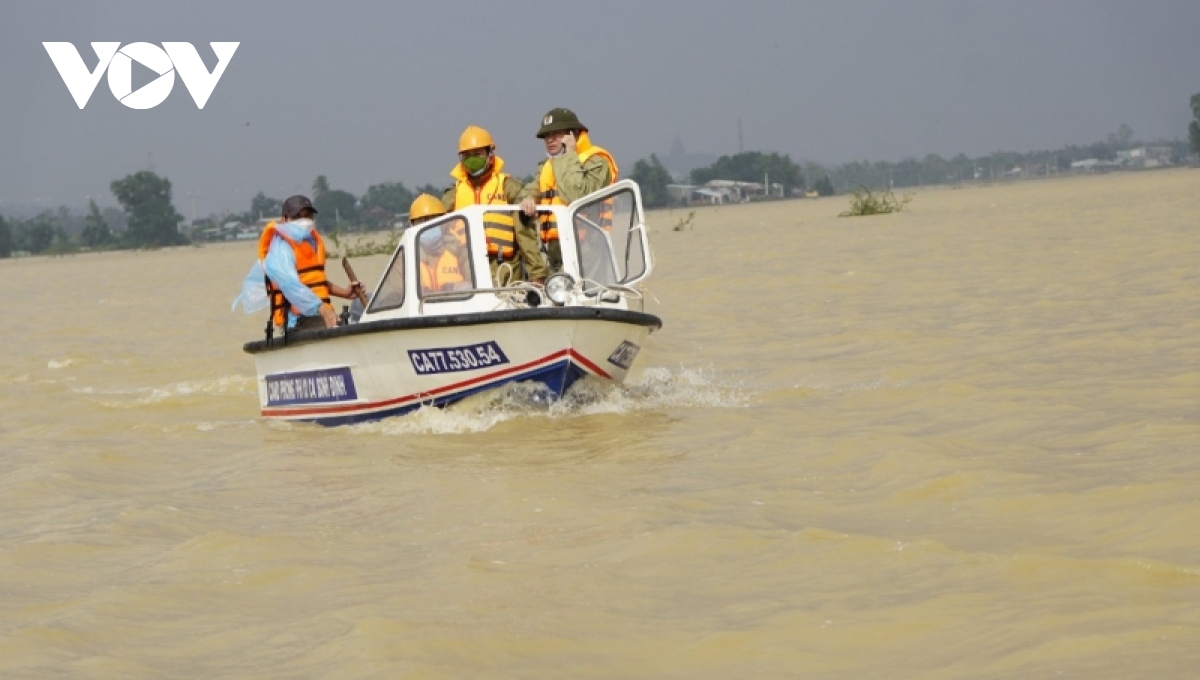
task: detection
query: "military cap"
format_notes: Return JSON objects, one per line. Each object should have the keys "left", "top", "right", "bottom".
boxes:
{"left": 536, "top": 107, "right": 587, "bottom": 138}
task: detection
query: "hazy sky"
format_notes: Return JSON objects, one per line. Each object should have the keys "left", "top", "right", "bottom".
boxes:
{"left": 2, "top": 0, "right": 1198, "bottom": 217}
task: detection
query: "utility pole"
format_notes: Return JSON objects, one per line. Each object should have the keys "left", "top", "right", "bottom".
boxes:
{"left": 738, "top": 118, "right": 743, "bottom": 154}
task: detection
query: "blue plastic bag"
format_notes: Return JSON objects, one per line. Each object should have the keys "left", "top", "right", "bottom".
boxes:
{"left": 231, "top": 261, "right": 269, "bottom": 314}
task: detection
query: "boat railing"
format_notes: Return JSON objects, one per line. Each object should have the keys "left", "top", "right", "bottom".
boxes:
{"left": 418, "top": 282, "right": 542, "bottom": 313}
{"left": 416, "top": 279, "right": 645, "bottom": 314}
{"left": 576, "top": 281, "right": 646, "bottom": 312}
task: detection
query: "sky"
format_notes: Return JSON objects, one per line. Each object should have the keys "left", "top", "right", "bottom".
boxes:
{"left": 1, "top": 0, "right": 1198, "bottom": 218}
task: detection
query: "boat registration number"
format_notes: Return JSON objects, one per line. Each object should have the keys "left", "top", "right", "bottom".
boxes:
{"left": 408, "top": 341, "right": 510, "bottom": 375}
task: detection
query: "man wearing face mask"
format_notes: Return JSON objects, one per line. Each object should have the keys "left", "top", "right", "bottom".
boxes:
{"left": 442, "top": 126, "right": 546, "bottom": 286}
{"left": 417, "top": 220, "right": 466, "bottom": 294}
{"left": 519, "top": 108, "right": 619, "bottom": 271}
{"left": 258, "top": 195, "right": 364, "bottom": 331}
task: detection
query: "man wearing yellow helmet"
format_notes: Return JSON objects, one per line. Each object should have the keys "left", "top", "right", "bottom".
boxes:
{"left": 409, "top": 193, "right": 468, "bottom": 295}
{"left": 442, "top": 125, "right": 546, "bottom": 285}
{"left": 518, "top": 108, "right": 618, "bottom": 271}
{"left": 409, "top": 193, "right": 448, "bottom": 227}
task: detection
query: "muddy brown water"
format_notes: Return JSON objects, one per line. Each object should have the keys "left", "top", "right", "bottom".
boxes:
{"left": 2, "top": 169, "right": 1198, "bottom": 677}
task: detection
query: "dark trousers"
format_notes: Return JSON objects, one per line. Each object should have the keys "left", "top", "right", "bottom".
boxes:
{"left": 292, "top": 315, "right": 326, "bottom": 332}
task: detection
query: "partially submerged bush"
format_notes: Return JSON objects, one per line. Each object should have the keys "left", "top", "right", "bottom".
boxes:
{"left": 838, "top": 186, "right": 913, "bottom": 217}
{"left": 326, "top": 228, "right": 400, "bottom": 258}
{"left": 671, "top": 211, "right": 696, "bottom": 232}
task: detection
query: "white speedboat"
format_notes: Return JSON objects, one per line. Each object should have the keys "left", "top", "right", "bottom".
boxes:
{"left": 242, "top": 180, "right": 661, "bottom": 426}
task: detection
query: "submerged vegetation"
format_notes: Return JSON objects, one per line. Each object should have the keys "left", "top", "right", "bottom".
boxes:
{"left": 671, "top": 211, "right": 696, "bottom": 232}
{"left": 325, "top": 228, "right": 400, "bottom": 259}
{"left": 1190, "top": 93, "right": 1200, "bottom": 157}
{"left": 838, "top": 186, "right": 913, "bottom": 218}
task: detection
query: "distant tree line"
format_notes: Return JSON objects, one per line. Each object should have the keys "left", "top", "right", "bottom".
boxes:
{"left": 627, "top": 155, "right": 673, "bottom": 209}
{"left": 810, "top": 122, "right": 1195, "bottom": 195}
{"left": 818, "top": 136, "right": 1189, "bottom": 194}
{"left": 212, "top": 175, "right": 444, "bottom": 238}
{"left": 629, "top": 151, "right": 808, "bottom": 209}
{"left": 1190, "top": 93, "right": 1200, "bottom": 157}
{"left": 0, "top": 170, "right": 186, "bottom": 258}
{"left": 691, "top": 151, "right": 804, "bottom": 191}
{"left": 8, "top": 97, "right": 1200, "bottom": 257}
{"left": 0, "top": 168, "right": 463, "bottom": 258}
{"left": 624, "top": 119, "right": 1197, "bottom": 212}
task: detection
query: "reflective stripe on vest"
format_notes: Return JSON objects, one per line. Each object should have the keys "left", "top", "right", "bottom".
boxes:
{"left": 256, "top": 222, "right": 330, "bottom": 327}
{"left": 452, "top": 162, "right": 516, "bottom": 259}
{"left": 537, "top": 144, "right": 618, "bottom": 242}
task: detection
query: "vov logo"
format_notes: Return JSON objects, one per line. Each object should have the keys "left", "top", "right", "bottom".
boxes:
{"left": 42, "top": 42, "right": 239, "bottom": 110}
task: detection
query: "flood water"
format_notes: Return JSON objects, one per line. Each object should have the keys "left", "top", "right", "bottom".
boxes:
{"left": 3, "top": 169, "right": 1198, "bottom": 677}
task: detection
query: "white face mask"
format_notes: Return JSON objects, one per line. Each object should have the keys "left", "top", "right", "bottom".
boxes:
{"left": 421, "top": 231, "right": 445, "bottom": 254}
{"left": 289, "top": 218, "right": 315, "bottom": 230}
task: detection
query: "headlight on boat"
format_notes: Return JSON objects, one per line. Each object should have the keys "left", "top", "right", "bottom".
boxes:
{"left": 545, "top": 273, "right": 575, "bottom": 306}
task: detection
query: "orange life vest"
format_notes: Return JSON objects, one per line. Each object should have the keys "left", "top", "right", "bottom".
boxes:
{"left": 451, "top": 156, "right": 517, "bottom": 260}
{"left": 537, "top": 132, "right": 618, "bottom": 242}
{"left": 419, "top": 249, "right": 464, "bottom": 293}
{"left": 257, "top": 221, "right": 331, "bottom": 327}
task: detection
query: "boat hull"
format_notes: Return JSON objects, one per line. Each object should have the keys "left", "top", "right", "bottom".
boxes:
{"left": 243, "top": 308, "right": 661, "bottom": 426}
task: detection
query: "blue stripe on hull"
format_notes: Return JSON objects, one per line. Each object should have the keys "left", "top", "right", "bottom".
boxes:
{"left": 298, "top": 359, "right": 590, "bottom": 427}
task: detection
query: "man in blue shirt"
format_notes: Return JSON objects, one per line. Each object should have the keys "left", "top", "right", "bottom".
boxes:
{"left": 260, "top": 195, "right": 363, "bottom": 331}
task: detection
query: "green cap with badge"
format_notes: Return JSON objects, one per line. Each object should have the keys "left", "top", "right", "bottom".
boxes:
{"left": 536, "top": 107, "right": 587, "bottom": 138}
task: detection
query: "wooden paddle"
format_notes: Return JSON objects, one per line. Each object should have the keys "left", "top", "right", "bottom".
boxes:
{"left": 342, "top": 257, "right": 369, "bottom": 307}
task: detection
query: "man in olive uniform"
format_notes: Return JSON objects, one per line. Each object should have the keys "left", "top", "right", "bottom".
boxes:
{"left": 519, "top": 108, "right": 619, "bottom": 271}
{"left": 443, "top": 125, "right": 546, "bottom": 286}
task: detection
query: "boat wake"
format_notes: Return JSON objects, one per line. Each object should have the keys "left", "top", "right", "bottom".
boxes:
{"left": 347, "top": 365, "right": 750, "bottom": 435}
{"left": 74, "top": 375, "right": 257, "bottom": 408}
{"left": 63, "top": 367, "right": 745, "bottom": 435}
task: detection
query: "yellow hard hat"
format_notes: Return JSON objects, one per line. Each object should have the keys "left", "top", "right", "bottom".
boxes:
{"left": 458, "top": 125, "right": 495, "bottom": 153}
{"left": 409, "top": 194, "right": 446, "bottom": 224}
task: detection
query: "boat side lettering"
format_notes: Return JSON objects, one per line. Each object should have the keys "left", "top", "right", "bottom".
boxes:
{"left": 607, "top": 340, "right": 640, "bottom": 370}
{"left": 266, "top": 367, "right": 358, "bottom": 406}
{"left": 408, "top": 341, "right": 510, "bottom": 375}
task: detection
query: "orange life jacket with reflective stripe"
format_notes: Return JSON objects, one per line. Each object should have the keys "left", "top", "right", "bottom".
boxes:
{"left": 451, "top": 156, "right": 517, "bottom": 260}
{"left": 257, "top": 221, "right": 331, "bottom": 327}
{"left": 537, "top": 133, "right": 618, "bottom": 242}
{"left": 419, "top": 250, "right": 464, "bottom": 292}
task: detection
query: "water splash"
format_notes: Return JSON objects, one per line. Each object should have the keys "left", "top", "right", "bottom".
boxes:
{"left": 351, "top": 365, "right": 749, "bottom": 436}
{"left": 47, "top": 358, "right": 74, "bottom": 370}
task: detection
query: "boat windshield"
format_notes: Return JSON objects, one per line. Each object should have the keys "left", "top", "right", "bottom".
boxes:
{"left": 417, "top": 218, "right": 475, "bottom": 300}
{"left": 573, "top": 187, "right": 645, "bottom": 288}
{"left": 608, "top": 190, "right": 647, "bottom": 283}
{"left": 367, "top": 246, "right": 405, "bottom": 314}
